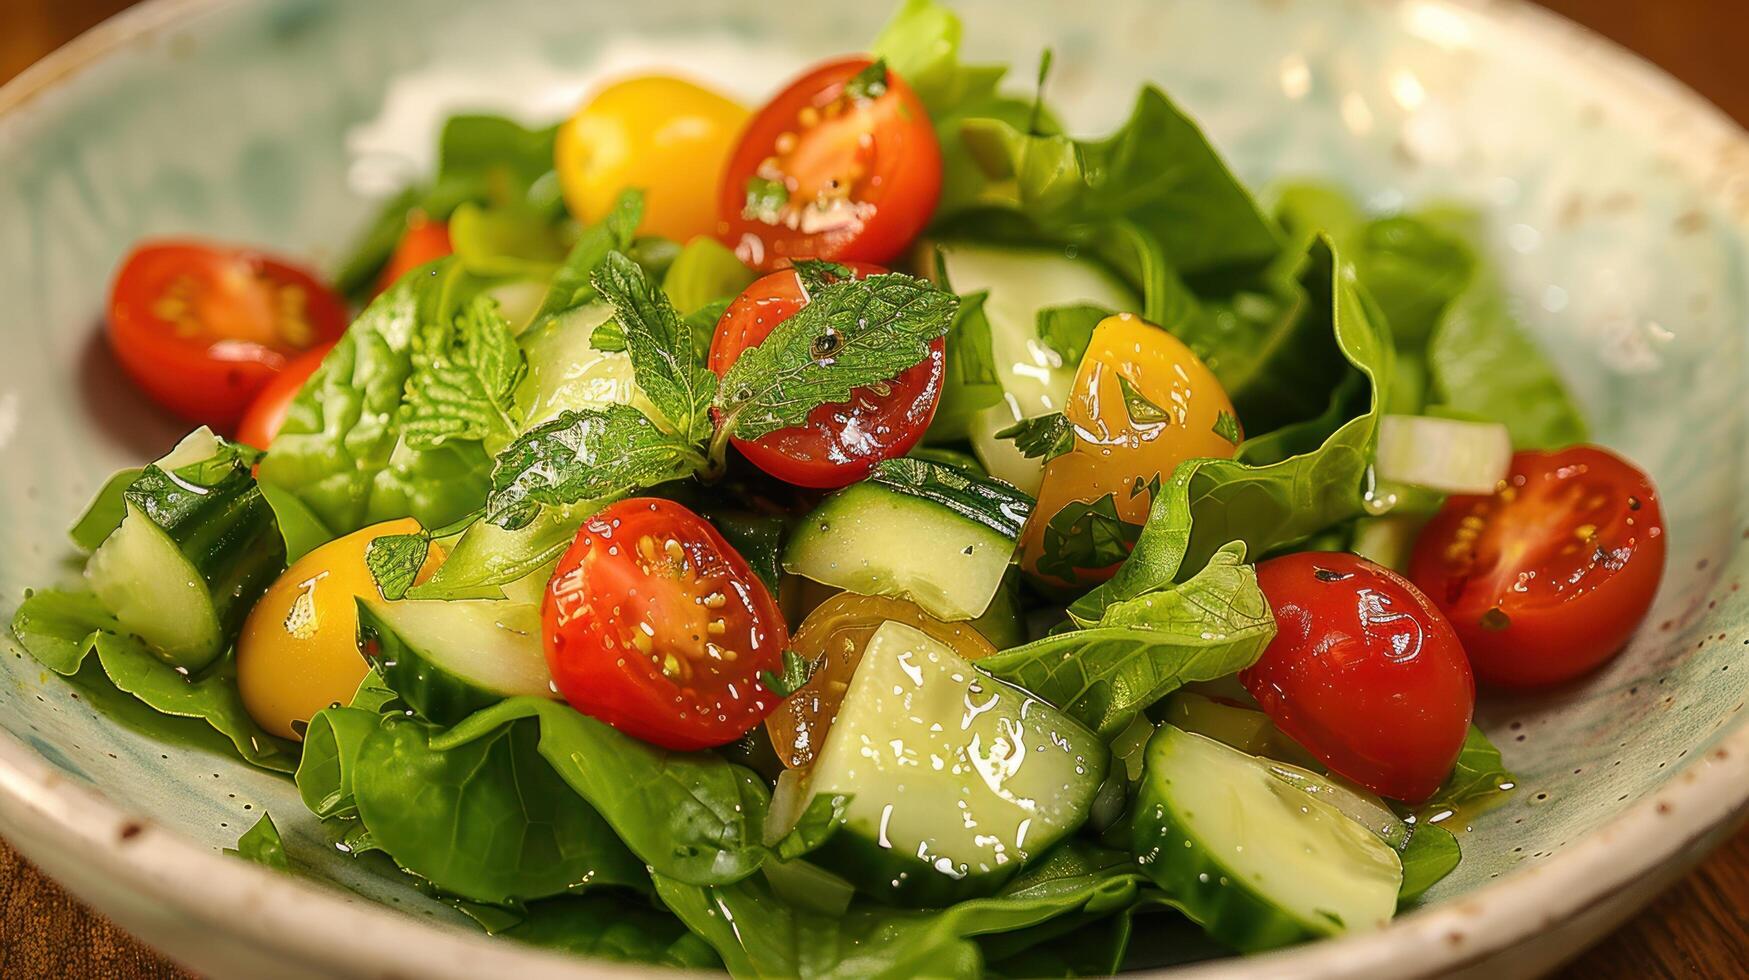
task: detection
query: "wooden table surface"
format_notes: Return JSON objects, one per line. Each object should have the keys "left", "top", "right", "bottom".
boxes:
{"left": 3, "top": 1, "right": 1748, "bottom": 977}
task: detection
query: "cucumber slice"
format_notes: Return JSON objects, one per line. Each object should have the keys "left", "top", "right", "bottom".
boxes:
{"left": 1133, "top": 726, "right": 1402, "bottom": 952}
{"left": 805, "top": 621, "right": 1107, "bottom": 905}
{"left": 782, "top": 458, "right": 1029, "bottom": 622}
{"left": 358, "top": 598, "right": 556, "bottom": 725}
{"left": 85, "top": 429, "right": 286, "bottom": 671}
{"left": 936, "top": 243, "right": 1140, "bottom": 493}
{"left": 514, "top": 302, "right": 640, "bottom": 428}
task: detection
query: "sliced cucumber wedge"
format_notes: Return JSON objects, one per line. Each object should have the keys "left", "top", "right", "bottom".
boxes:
{"left": 85, "top": 428, "right": 286, "bottom": 671}
{"left": 1133, "top": 726, "right": 1402, "bottom": 952}
{"left": 805, "top": 621, "right": 1107, "bottom": 905}
{"left": 782, "top": 458, "right": 1030, "bottom": 622}
{"left": 935, "top": 243, "right": 1140, "bottom": 493}
{"left": 514, "top": 302, "right": 639, "bottom": 428}
{"left": 358, "top": 598, "right": 556, "bottom": 725}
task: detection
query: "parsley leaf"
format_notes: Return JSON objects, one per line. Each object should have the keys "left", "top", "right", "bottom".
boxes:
{"left": 1212, "top": 410, "right": 1242, "bottom": 445}
{"left": 996, "top": 412, "right": 1076, "bottom": 462}
{"left": 714, "top": 272, "right": 958, "bottom": 441}
{"left": 592, "top": 252, "right": 718, "bottom": 442}
{"left": 1116, "top": 375, "right": 1171, "bottom": 425}
{"left": 757, "top": 649, "right": 814, "bottom": 699}
{"left": 485, "top": 405, "right": 705, "bottom": 530}
{"left": 1036, "top": 303, "right": 1112, "bottom": 366}
{"left": 845, "top": 59, "right": 891, "bottom": 102}
{"left": 364, "top": 531, "right": 431, "bottom": 600}
{"left": 402, "top": 295, "right": 526, "bottom": 450}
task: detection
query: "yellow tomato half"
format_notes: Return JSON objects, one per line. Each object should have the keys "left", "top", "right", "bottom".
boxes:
{"left": 765, "top": 593, "right": 994, "bottom": 769}
{"left": 556, "top": 76, "right": 749, "bottom": 242}
{"left": 1020, "top": 313, "right": 1240, "bottom": 589}
{"left": 237, "top": 519, "right": 442, "bottom": 740}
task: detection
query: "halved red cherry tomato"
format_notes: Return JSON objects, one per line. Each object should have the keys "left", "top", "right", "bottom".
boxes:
{"left": 235, "top": 341, "right": 335, "bottom": 450}
{"left": 717, "top": 57, "right": 941, "bottom": 269}
{"left": 708, "top": 265, "right": 944, "bottom": 488}
{"left": 108, "top": 241, "right": 348, "bottom": 430}
{"left": 543, "top": 498, "right": 789, "bottom": 750}
{"left": 375, "top": 214, "right": 453, "bottom": 295}
{"left": 1242, "top": 551, "right": 1475, "bottom": 804}
{"left": 1409, "top": 446, "right": 1666, "bottom": 688}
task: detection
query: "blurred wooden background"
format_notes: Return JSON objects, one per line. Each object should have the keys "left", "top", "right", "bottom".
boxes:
{"left": 1, "top": 0, "right": 1746, "bottom": 977}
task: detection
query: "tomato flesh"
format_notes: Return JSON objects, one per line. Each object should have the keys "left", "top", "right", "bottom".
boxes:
{"left": 376, "top": 215, "right": 453, "bottom": 295}
{"left": 718, "top": 58, "right": 942, "bottom": 269}
{"left": 108, "top": 241, "right": 349, "bottom": 430}
{"left": 542, "top": 498, "right": 789, "bottom": 750}
{"left": 1409, "top": 445, "right": 1666, "bottom": 688}
{"left": 709, "top": 265, "right": 944, "bottom": 488}
{"left": 235, "top": 341, "right": 334, "bottom": 450}
{"left": 765, "top": 592, "right": 994, "bottom": 768}
{"left": 1242, "top": 552, "right": 1475, "bottom": 804}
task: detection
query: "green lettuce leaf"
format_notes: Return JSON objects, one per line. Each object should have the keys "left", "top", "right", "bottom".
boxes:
{"left": 11, "top": 590, "right": 296, "bottom": 772}
{"left": 350, "top": 714, "right": 648, "bottom": 904}
{"left": 1396, "top": 824, "right": 1460, "bottom": 904}
{"left": 475, "top": 893, "right": 723, "bottom": 968}
{"left": 946, "top": 86, "right": 1280, "bottom": 277}
{"left": 654, "top": 841, "right": 1146, "bottom": 979}
{"left": 226, "top": 813, "right": 290, "bottom": 870}
{"left": 980, "top": 543, "right": 1273, "bottom": 738}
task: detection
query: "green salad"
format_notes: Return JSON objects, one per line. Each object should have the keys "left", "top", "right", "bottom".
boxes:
{"left": 12, "top": 0, "right": 1672, "bottom": 974}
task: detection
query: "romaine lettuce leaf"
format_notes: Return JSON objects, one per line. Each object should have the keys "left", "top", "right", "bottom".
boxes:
{"left": 258, "top": 260, "right": 495, "bottom": 534}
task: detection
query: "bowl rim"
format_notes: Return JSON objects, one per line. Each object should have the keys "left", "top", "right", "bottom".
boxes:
{"left": 1, "top": 0, "right": 1747, "bottom": 977}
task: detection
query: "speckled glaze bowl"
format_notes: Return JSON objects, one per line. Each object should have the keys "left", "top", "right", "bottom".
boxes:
{"left": 1, "top": 0, "right": 1745, "bottom": 976}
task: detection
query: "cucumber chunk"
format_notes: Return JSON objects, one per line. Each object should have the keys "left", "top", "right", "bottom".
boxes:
{"left": 358, "top": 598, "right": 557, "bottom": 724}
{"left": 1133, "top": 726, "right": 1402, "bottom": 952}
{"left": 806, "top": 621, "right": 1107, "bottom": 905}
{"left": 85, "top": 429, "right": 285, "bottom": 671}
{"left": 936, "top": 243, "right": 1140, "bottom": 493}
{"left": 782, "top": 458, "right": 1029, "bottom": 621}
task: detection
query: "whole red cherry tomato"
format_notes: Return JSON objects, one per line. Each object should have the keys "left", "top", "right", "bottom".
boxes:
{"left": 708, "top": 264, "right": 944, "bottom": 488}
{"left": 717, "top": 57, "right": 941, "bottom": 269}
{"left": 542, "top": 498, "right": 789, "bottom": 750}
{"left": 1242, "top": 551, "right": 1475, "bottom": 804}
{"left": 1409, "top": 445, "right": 1665, "bottom": 688}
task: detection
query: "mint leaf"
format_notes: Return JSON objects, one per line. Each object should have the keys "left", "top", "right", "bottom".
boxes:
{"left": 1036, "top": 303, "right": 1111, "bottom": 366}
{"left": 364, "top": 531, "right": 432, "bottom": 601}
{"left": 1212, "top": 410, "right": 1242, "bottom": 445}
{"left": 403, "top": 295, "right": 525, "bottom": 450}
{"left": 790, "top": 259, "right": 853, "bottom": 296}
{"left": 1117, "top": 375, "right": 1170, "bottom": 425}
{"left": 996, "top": 412, "right": 1075, "bottom": 462}
{"left": 757, "top": 649, "right": 814, "bottom": 699}
{"left": 714, "top": 273, "right": 957, "bottom": 441}
{"left": 593, "top": 252, "right": 717, "bottom": 442}
{"left": 486, "top": 405, "right": 705, "bottom": 530}
{"left": 533, "top": 190, "right": 644, "bottom": 324}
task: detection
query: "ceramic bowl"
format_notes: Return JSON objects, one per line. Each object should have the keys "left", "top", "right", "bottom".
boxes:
{"left": 1, "top": 0, "right": 1746, "bottom": 976}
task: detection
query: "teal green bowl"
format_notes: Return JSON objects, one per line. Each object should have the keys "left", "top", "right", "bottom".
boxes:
{"left": 1, "top": 1, "right": 1745, "bottom": 976}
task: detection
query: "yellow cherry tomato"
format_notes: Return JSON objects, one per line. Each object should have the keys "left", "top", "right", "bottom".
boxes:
{"left": 1020, "top": 313, "right": 1240, "bottom": 589}
{"left": 555, "top": 76, "right": 749, "bottom": 242}
{"left": 237, "top": 519, "right": 442, "bottom": 740}
{"left": 765, "top": 593, "right": 994, "bottom": 769}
